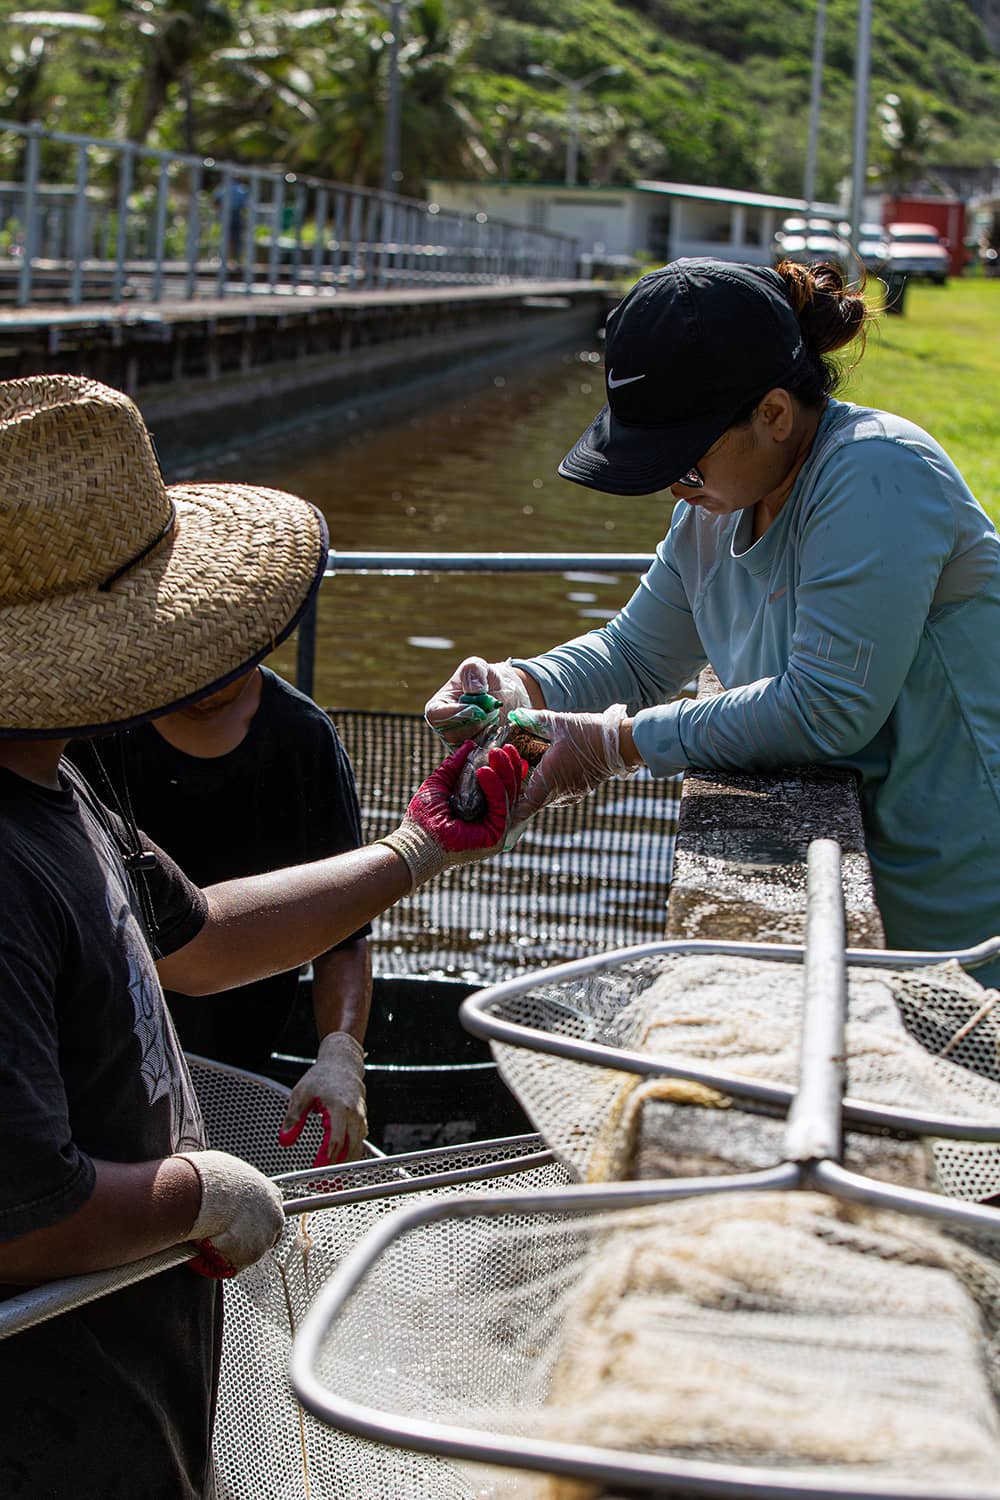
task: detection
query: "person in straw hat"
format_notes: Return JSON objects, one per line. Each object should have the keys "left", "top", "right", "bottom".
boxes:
{"left": 69, "top": 659, "right": 377, "bottom": 1173}
{"left": 0, "top": 374, "right": 527, "bottom": 1500}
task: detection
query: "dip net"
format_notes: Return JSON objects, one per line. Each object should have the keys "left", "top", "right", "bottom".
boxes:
{"left": 0, "top": 1058, "right": 570, "bottom": 1499}
{"left": 214, "top": 1138, "right": 571, "bottom": 1500}
{"left": 465, "top": 948, "right": 1000, "bottom": 1197}
{"left": 291, "top": 846, "right": 1000, "bottom": 1498}
{"left": 294, "top": 1188, "right": 1000, "bottom": 1498}
{"left": 187, "top": 1045, "right": 569, "bottom": 1497}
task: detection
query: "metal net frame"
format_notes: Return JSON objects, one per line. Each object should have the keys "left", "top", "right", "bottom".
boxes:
{"left": 215, "top": 1140, "right": 571, "bottom": 1500}
{"left": 461, "top": 940, "right": 1000, "bottom": 1199}
{"left": 290, "top": 843, "right": 1000, "bottom": 1499}
{"left": 331, "top": 708, "right": 679, "bottom": 981}
{"left": 0, "top": 1054, "right": 571, "bottom": 1498}
{"left": 0, "top": 1053, "right": 330, "bottom": 1341}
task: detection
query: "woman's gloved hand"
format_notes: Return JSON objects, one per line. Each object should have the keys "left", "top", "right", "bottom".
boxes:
{"left": 424, "top": 658, "right": 530, "bottom": 745}
{"left": 508, "top": 704, "right": 637, "bottom": 821}
{"left": 377, "top": 738, "right": 527, "bottom": 890}
{"left": 278, "top": 1032, "right": 367, "bottom": 1167}
{"left": 175, "top": 1149, "right": 285, "bottom": 1279}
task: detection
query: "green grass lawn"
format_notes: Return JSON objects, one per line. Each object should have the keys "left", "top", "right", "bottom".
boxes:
{"left": 840, "top": 276, "right": 1000, "bottom": 523}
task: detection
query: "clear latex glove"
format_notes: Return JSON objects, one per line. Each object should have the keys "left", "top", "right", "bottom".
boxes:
{"left": 424, "top": 657, "right": 530, "bottom": 746}
{"left": 278, "top": 1031, "right": 367, "bottom": 1167}
{"left": 508, "top": 704, "right": 636, "bottom": 821}
{"left": 377, "top": 738, "right": 527, "bottom": 891}
{"left": 176, "top": 1149, "right": 285, "bottom": 1279}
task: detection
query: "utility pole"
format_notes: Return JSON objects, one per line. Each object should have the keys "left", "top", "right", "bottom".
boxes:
{"left": 527, "top": 63, "right": 622, "bottom": 187}
{"left": 802, "top": 0, "right": 828, "bottom": 214}
{"left": 380, "top": 0, "right": 404, "bottom": 195}
{"left": 848, "top": 0, "right": 874, "bottom": 253}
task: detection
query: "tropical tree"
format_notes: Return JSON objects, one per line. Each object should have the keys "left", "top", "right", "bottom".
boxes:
{"left": 195, "top": 0, "right": 490, "bottom": 192}
{"left": 0, "top": 11, "right": 107, "bottom": 172}
{"left": 876, "top": 89, "right": 940, "bottom": 195}
{"left": 2, "top": 11, "right": 103, "bottom": 122}
{"left": 90, "top": 0, "right": 236, "bottom": 146}
{"left": 189, "top": 10, "right": 345, "bottom": 169}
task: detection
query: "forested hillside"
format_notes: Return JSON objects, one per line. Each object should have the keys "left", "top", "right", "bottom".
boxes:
{"left": 1, "top": 0, "right": 997, "bottom": 199}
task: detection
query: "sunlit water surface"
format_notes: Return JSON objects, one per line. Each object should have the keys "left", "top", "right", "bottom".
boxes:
{"left": 207, "top": 344, "right": 675, "bottom": 713}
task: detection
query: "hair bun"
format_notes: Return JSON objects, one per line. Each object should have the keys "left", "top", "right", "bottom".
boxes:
{"left": 776, "top": 259, "right": 869, "bottom": 358}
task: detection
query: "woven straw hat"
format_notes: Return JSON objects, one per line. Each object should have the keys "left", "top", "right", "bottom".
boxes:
{"left": 0, "top": 375, "right": 329, "bottom": 738}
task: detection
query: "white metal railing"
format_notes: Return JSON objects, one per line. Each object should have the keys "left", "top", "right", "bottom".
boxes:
{"left": 0, "top": 120, "right": 580, "bottom": 307}
{"left": 294, "top": 550, "right": 655, "bottom": 697}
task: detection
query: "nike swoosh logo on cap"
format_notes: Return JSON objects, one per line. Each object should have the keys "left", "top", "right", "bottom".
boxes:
{"left": 607, "top": 370, "right": 646, "bottom": 389}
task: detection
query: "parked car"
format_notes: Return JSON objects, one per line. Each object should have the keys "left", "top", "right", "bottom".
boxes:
{"left": 772, "top": 217, "right": 851, "bottom": 272}
{"left": 848, "top": 221, "right": 890, "bottom": 274}
{"left": 885, "top": 222, "right": 949, "bottom": 284}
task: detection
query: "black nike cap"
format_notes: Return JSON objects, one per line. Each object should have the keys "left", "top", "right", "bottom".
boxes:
{"left": 559, "top": 258, "right": 808, "bottom": 496}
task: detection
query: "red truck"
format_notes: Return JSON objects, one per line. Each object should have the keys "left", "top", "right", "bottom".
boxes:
{"left": 882, "top": 195, "right": 968, "bottom": 277}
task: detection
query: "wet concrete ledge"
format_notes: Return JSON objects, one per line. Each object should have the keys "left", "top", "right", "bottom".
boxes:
{"left": 0, "top": 281, "right": 610, "bottom": 468}
{"left": 667, "top": 669, "right": 885, "bottom": 948}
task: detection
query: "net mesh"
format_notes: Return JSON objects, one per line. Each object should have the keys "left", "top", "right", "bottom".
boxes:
{"left": 480, "top": 952, "right": 1000, "bottom": 1197}
{"left": 292, "top": 947, "right": 1000, "bottom": 1497}
{"left": 305, "top": 1191, "right": 1000, "bottom": 1497}
{"left": 331, "top": 709, "right": 679, "bottom": 982}
{"left": 214, "top": 1143, "right": 571, "bottom": 1500}
{"left": 185, "top": 1053, "right": 327, "bottom": 1177}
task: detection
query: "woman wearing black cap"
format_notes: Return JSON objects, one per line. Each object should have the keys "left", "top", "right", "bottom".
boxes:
{"left": 427, "top": 257, "right": 1000, "bottom": 983}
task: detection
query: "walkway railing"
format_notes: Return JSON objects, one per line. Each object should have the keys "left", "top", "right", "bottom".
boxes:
{"left": 296, "top": 550, "right": 656, "bottom": 699}
{"left": 0, "top": 120, "right": 580, "bottom": 307}
{"left": 298, "top": 550, "right": 672, "bottom": 979}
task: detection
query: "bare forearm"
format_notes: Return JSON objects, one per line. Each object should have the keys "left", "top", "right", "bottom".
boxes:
{"left": 312, "top": 939, "right": 372, "bottom": 1045}
{"left": 0, "top": 1156, "right": 201, "bottom": 1284}
{"left": 516, "top": 668, "right": 547, "bottom": 710}
{"left": 159, "top": 844, "right": 408, "bottom": 996}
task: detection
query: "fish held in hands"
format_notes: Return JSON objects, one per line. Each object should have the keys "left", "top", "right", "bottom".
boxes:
{"left": 449, "top": 722, "right": 549, "bottom": 821}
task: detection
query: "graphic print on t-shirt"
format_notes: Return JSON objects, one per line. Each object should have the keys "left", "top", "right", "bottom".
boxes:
{"left": 102, "top": 856, "right": 203, "bottom": 1152}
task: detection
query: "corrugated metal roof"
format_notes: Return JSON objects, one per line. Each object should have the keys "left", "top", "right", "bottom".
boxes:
{"left": 428, "top": 178, "right": 844, "bottom": 218}
{"left": 635, "top": 179, "right": 840, "bottom": 215}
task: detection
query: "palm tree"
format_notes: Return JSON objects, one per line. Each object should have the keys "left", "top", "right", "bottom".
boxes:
{"left": 397, "top": 0, "right": 493, "bottom": 189}
{"left": 3, "top": 13, "right": 107, "bottom": 119}
{"left": 187, "top": 7, "right": 391, "bottom": 186}
{"left": 202, "top": 0, "right": 491, "bottom": 193}
{"left": 91, "top": 0, "right": 236, "bottom": 146}
{"left": 1, "top": 12, "right": 105, "bottom": 172}
{"left": 877, "top": 89, "right": 939, "bottom": 195}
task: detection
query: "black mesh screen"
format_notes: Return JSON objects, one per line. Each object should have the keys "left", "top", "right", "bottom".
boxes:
{"left": 329, "top": 709, "right": 678, "bottom": 984}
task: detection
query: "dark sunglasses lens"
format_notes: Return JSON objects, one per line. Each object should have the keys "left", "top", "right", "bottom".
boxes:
{"left": 677, "top": 468, "right": 703, "bottom": 488}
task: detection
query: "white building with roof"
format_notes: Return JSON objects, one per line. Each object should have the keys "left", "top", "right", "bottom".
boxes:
{"left": 425, "top": 178, "right": 843, "bottom": 271}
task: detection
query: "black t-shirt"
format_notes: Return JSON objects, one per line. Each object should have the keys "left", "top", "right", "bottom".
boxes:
{"left": 0, "top": 761, "right": 217, "bottom": 1500}
{"left": 72, "top": 668, "right": 370, "bottom": 1072}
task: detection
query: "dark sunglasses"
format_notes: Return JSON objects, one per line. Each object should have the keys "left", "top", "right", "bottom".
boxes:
{"left": 675, "top": 465, "right": 704, "bottom": 489}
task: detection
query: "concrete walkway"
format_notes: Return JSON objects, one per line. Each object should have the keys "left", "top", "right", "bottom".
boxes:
{"left": 0, "top": 279, "right": 605, "bottom": 334}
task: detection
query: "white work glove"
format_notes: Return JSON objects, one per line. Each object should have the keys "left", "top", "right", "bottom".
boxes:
{"left": 176, "top": 1149, "right": 285, "bottom": 1279}
{"left": 424, "top": 657, "right": 531, "bottom": 746}
{"left": 508, "top": 704, "right": 637, "bottom": 822}
{"left": 278, "top": 1031, "right": 367, "bottom": 1167}
{"left": 377, "top": 738, "right": 528, "bottom": 891}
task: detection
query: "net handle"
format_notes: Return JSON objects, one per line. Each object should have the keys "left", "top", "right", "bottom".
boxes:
{"left": 0, "top": 1195, "right": 329, "bottom": 1341}
{"left": 784, "top": 840, "right": 847, "bottom": 1165}
{"left": 282, "top": 1145, "right": 555, "bottom": 1214}
{"left": 0, "top": 1242, "right": 195, "bottom": 1341}
{"left": 0, "top": 1134, "right": 555, "bottom": 1340}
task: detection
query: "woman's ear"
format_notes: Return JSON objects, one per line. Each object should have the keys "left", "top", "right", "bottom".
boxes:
{"left": 755, "top": 388, "right": 795, "bottom": 442}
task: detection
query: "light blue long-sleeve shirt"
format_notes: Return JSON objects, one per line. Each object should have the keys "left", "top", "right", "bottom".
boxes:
{"left": 517, "top": 400, "right": 1000, "bottom": 976}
